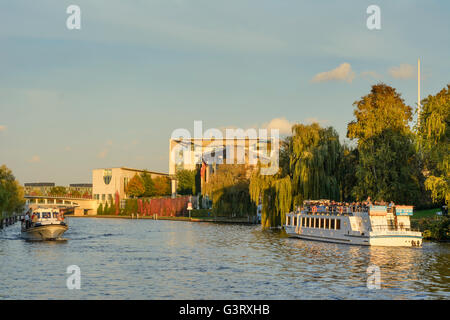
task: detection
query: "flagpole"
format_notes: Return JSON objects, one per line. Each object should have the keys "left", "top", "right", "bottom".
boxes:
{"left": 417, "top": 58, "right": 421, "bottom": 127}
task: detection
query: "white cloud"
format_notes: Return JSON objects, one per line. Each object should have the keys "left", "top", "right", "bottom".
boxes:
{"left": 28, "top": 155, "right": 40, "bottom": 163}
{"left": 388, "top": 64, "right": 415, "bottom": 79}
{"left": 0, "top": 125, "right": 6, "bottom": 132}
{"left": 262, "top": 117, "right": 296, "bottom": 135}
{"left": 312, "top": 63, "right": 355, "bottom": 83}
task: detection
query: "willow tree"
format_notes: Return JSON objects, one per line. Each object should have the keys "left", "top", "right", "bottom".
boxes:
{"left": 249, "top": 166, "right": 292, "bottom": 229}
{"left": 0, "top": 165, "right": 25, "bottom": 217}
{"left": 203, "top": 165, "right": 255, "bottom": 217}
{"left": 417, "top": 85, "right": 450, "bottom": 205}
{"left": 347, "top": 83, "right": 421, "bottom": 203}
{"left": 288, "top": 123, "right": 342, "bottom": 206}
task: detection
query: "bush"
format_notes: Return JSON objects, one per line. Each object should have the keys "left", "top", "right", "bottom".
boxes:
{"left": 97, "top": 203, "right": 103, "bottom": 215}
{"left": 411, "top": 217, "right": 450, "bottom": 241}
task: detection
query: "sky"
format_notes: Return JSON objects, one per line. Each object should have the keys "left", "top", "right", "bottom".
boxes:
{"left": 0, "top": 0, "right": 449, "bottom": 185}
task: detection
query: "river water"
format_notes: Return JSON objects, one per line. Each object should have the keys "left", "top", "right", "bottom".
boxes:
{"left": 0, "top": 218, "right": 449, "bottom": 299}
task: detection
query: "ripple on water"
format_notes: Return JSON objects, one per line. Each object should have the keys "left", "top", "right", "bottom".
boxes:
{"left": 0, "top": 218, "right": 449, "bottom": 299}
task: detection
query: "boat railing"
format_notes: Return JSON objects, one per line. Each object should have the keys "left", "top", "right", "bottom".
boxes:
{"left": 370, "top": 225, "right": 420, "bottom": 232}
{"left": 300, "top": 207, "right": 368, "bottom": 215}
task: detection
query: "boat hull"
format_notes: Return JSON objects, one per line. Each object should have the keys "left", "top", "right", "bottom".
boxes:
{"left": 285, "top": 226, "right": 422, "bottom": 247}
{"left": 21, "top": 224, "right": 68, "bottom": 240}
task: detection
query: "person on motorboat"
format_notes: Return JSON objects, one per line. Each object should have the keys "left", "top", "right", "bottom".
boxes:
{"left": 31, "top": 212, "right": 38, "bottom": 226}
{"left": 23, "top": 210, "right": 31, "bottom": 228}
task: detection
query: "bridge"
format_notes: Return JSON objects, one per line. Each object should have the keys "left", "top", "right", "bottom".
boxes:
{"left": 25, "top": 195, "right": 97, "bottom": 215}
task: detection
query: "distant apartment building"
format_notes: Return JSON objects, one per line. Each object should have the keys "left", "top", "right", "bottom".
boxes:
{"left": 24, "top": 182, "right": 92, "bottom": 197}
{"left": 24, "top": 182, "right": 55, "bottom": 196}
{"left": 92, "top": 167, "right": 169, "bottom": 204}
{"left": 68, "top": 183, "right": 93, "bottom": 196}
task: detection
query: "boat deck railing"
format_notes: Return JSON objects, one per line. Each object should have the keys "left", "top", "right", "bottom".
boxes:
{"left": 370, "top": 225, "right": 420, "bottom": 232}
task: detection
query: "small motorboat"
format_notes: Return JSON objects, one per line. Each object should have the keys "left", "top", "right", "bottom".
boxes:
{"left": 21, "top": 208, "right": 68, "bottom": 240}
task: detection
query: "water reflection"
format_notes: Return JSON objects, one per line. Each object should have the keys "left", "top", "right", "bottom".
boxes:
{"left": 0, "top": 218, "right": 448, "bottom": 299}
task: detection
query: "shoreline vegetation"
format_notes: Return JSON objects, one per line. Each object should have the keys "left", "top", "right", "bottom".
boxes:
{"left": 411, "top": 208, "right": 449, "bottom": 242}
{"left": 68, "top": 209, "right": 256, "bottom": 224}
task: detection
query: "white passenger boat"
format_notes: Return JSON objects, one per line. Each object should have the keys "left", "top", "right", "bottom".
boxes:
{"left": 284, "top": 200, "right": 422, "bottom": 247}
{"left": 21, "top": 208, "right": 68, "bottom": 240}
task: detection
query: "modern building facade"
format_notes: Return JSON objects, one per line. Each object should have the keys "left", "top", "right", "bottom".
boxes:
{"left": 92, "top": 167, "right": 169, "bottom": 204}
{"left": 169, "top": 137, "right": 275, "bottom": 193}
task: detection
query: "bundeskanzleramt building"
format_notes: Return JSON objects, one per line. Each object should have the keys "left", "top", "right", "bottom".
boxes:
{"left": 92, "top": 167, "right": 169, "bottom": 204}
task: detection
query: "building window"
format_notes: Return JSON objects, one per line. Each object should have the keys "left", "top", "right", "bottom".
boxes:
{"left": 103, "top": 169, "right": 112, "bottom": 185}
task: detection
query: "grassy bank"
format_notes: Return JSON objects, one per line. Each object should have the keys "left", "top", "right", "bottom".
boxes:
{"left": 411, "top": 208, "right": 449, "bottom": 241}
{"left": 412, "top": 208, "right": 442, "bottom": 220}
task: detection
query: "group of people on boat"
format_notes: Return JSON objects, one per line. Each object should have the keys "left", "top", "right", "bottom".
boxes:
{"left": 22, "top": 209, "right": 65, "bottom": 229}
{"left": 300, "top": 197, "right": 396, "bottom": 215}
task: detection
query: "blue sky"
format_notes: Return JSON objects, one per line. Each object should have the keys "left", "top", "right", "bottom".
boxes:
{"left": 1, "top": 0, "right": 449, "bottom": 185}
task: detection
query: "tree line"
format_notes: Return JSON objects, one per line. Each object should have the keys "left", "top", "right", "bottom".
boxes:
{"left": 204, "top": 83, "right": 449, "bottom": 228}
{"left": 0, "top": 165, "right": 25, "bottom": 217}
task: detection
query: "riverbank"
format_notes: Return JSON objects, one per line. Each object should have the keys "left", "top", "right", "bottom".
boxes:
{"left": 411, "top": 208, "right": 449, "bottom": 242}
{"left": 67, "top": 214, "right": 257, "bottom": 225}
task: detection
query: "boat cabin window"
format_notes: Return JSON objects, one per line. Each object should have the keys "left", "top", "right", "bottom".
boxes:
{"left": 321, "top": 218, "right": 325, "bottom": 229}
{"left": 336, "top": 219, "right": 341, "bottom": 230}
{"left": 330, "top": 219, "right": 335, "bottom": 229}
{"left": 41, "top": 212, "right": 52, "bottom": 219}
{"left": 325, "top": 219, "right": 330, "bottom": 229}
{"left": 293, "top": 216, "right": 297, "bottom": 226}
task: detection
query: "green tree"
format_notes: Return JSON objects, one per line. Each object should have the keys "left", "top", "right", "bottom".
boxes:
{"left": 250, "top": 166, "right": 292, "bottom": 229}
{"left": 104, "top": 202, "right": 110, "bottom": 215}
{"left": 126, "top": 174, "right": 145, "bottom": 198}
{"left": 109, "top": 202, "right": 116, "bottom": 215}
{"left": 204, "top": 165, "right": 255, "bottom": 218}
{"left": 176, "top": 169, "right": 197, "bottom": 195}
{"left": 347, "top": 83, "right": 421, "bottom": 203}
{"left": 97, "top": 203, "right": 103, "bottom": 215}
{"left": 0, "top": 165, "right": 25, "bottom": 217}
{"left": 288, "top": 123, "right": 342, "bottom": 206}
{"left": 70, "top": 189, "right": 82, "bottom": 198}
{"left": 141, "top": 172, "right": 156, "bottom": 197}
{"left": 339, "top": 144, "right": 358, "bottom": 202}
{"left": 49, "top": 186, "right": 67, "bottom": 197}
{"left": 153, "top": 176, "right": 171, "bottom": 196}
{"left": 417, "top": 85, "right": 450, "bottom": 205}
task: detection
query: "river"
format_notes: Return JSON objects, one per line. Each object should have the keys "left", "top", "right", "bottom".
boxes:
{"left": 0, "top": 218, "right": 449, "bottom": 299}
